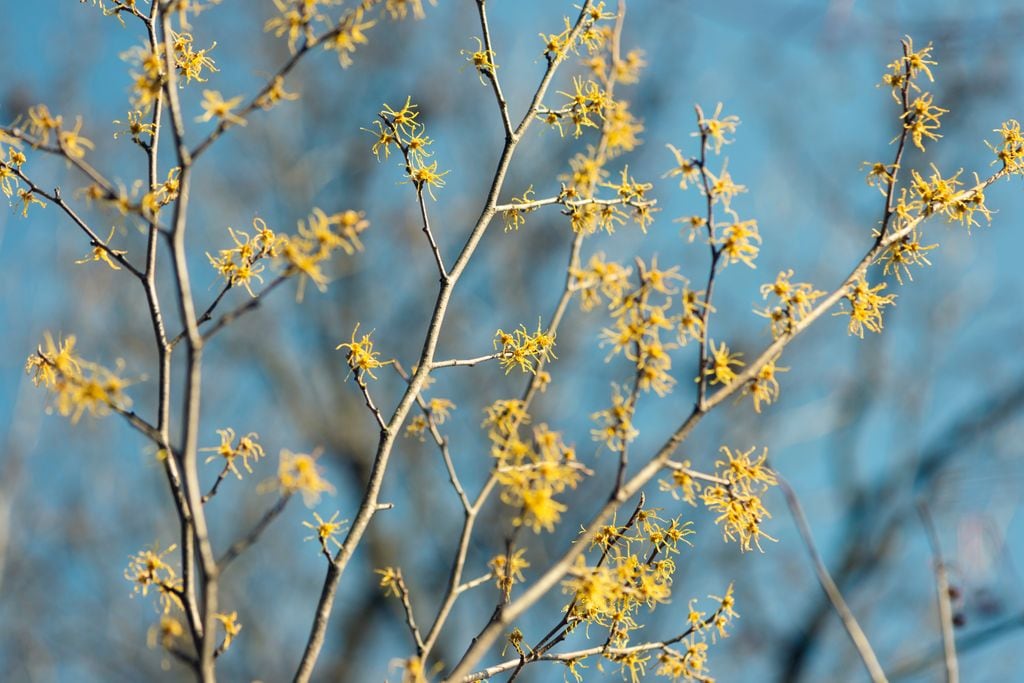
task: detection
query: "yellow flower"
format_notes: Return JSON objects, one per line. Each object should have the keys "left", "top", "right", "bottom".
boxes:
{"left": 323, "top": 8, "right": 376, "bottom": 68}
{"left": 75, "top": 226, "right": 126, "bottom": 271}
{"left": 717, "top": 213, "right": 761, "bottom": 268}
{"left": 336, "top": 323, "right": 394, "bottom": 379}
{"left": 743, "top": 358, "right": 787, "bottom": 413}
{"left": 696, "top": 102, "right": 740, "bottom": 153}
{"left": 462, "top": 36, "right": 497, "bottom": 83}
{"left": 58, "top": 116, "right": 95, "bottom": 159}
{"left": 664, "top": 143, "right": 700, "bottom": 190}
{"left": 703, "top": 340, "right": 744, "bottom": 386}
{"left": 840, "top": 276, "right": 896, "bottom": 337}
{"left": 125, "top": 544, "right": 183, "bottom": 614}
{"left": 196, "top": 89, "right": 247, "bottom": 127}
{"left": 201, "top": 428, "right": 264, "bottom": 478}
{"left": 213, "top": 611, "right": 242, "bottom": 651}
{"left": 275, "top": 450, "right": 334, "bottom": 506}
{"left": 494, "top": 323, "right": 556, "bottom": 375}
{"left": 489, "top": 548, "right": 529, "bottom": 598}
{"left": 375, "top": 566, "right": 403, "bottom": 597}
{"left": 257, "top": 75, "right": 301, "bottom": 109}
{"left": 302, "top": 511, "right": 348, "bottom": 551}
{"left": 17, "top": 188, "right": 45, "bottom": 217}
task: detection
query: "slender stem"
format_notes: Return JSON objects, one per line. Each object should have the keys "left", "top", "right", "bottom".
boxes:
{"left": 431, "top": 354, "right": 501, "bottom": 369}
{"left": 218, "top": 495, "right": 293, "bottom": 569}
{"left": 476, "top": 0, "right": 514, "bottom": 138}
{"left": 353, "top": 371, "right": 389, "bottom": 432}
{"left": 201, "top": 464, "right": 232, "bottom": 504}
{"left": 917, "top": 502, "right": 959, "bottom": 683}
{"left": 161, "top": 12, "right": 219, "bottom": 680}
{"left": 394, "top": 361, "right": 470, "bottom": 511}
{"left": 394, "top": 570, "right": 426, "bottom": 653}
{"left": 693, "top": 105, "right": 720, "bottom": 410}
{"left": 778, "top": 474, "right": 889, "bottom": 683}
{"left": 492, "top": 194, "right": 651, "bottom": 213}
{"left": 9, "top": 173, "right": 144, "bottom": 279}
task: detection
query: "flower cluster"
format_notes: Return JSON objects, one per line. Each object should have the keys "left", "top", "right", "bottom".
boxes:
{"left": 840, "top": 276, "right": 896, "bottom": 338}
{"left": 121, "top": 44, "right": 164, "bottom": 111}
{"left": 879, "top": 37, "right": 947, "bottom": 152}
{"left": 171, "top": 30, "right": 218, "bottom": 84}
{"left": 590, "top": 383, "right": 639, "bottom": 452}
{"left": 489, "top": 548, "right": 530, "bottom": 600}
{"left": 742, "top": 358, "right": 788, "bottom": 414}
{"left": 25, "top": 333, "right": 133, "bottom": 424}
{"left": 654, "top": 584, "right": 737, "bottom": 683}
{"left": 287, "top": 208, "right": 370, "bottom": 295}
{"left": 597, "top": 258, "right": 688, "bottom": 397}
{"left": 876, "top": 227, "right": 937, "bottom": 284}
{"left": 124, "top": 544, "right": 184, "bottom": 615}
{"left": 207, "top": 218, "right": 282, "bottom": 296}
{"left": 265, "top": 0, "right": 339, "bottom": 53}
{"left": 988, "top": 119, "right": 1024, "bottom": 174}
{"left": 701, "top": 446, "right": 778, "bottom": 552}
{"left": 563, "top": 510, "right": 689, "bottom": 643}
{"left": 716, "top": 212, "right": 761, "bottom": 268}
{"left": 274, "top": 449, "right": 335, "bottom": 506}
{"left": 600, "top": 166, "right": 656, "bottom": 231}
{"left": 570, "top": 252, "right": 633, "bottom": 312}
{"left": 201, "top": 428, "right": 265, "bottom": 479}
{"left": 209, "top": 209, "right": 369, "bottom": 298}
{"left": 404, "top": 397, "right": 455, "bottom": 440}
{"left": 555, "top": 503, "right": 737, "bottom": 680}
{"left": 907, "top": 164, "right": 991, "bottom": 229}
{"left": 493, "top": 323, "right": 557, "bottom": 375}
{"left": 336, "top": 324, "right": 393, "bottom": 379}
{"left": 484, "top": 401, "right": 583, "bottom": 533}
{"left": 265, "top": 1, "right": 432, "bottom": 68}
{"left": 541, "top": 76, "right": 611, "bottom": 138}
{"left": 303, "top": 511, "right": 348, "bottom": 554}
{"left": 667, "top": 100, "right": 747, "bottom": 219}
{"left": 367, "top": 97, "right": 448, "bottom": 200}
{"left": 756, "top": 270, "right": 825, "bottom": 339}
{"left": 702, "top": 340, "right": 743, "bottom": 387}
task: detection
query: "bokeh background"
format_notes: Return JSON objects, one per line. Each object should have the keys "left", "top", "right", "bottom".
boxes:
{"left": 2, "top": 1, "right": 1024, "bottom": 681}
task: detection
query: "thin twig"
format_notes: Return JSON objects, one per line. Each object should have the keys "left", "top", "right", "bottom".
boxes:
{"left": 161, "top": 11, "right": 220, "bottom": 679}
{"left": 394, "top": 570, "right": 426, "bottom": 654}
{"left": 470, "top": 600, "right": 725, "bottom": 682}
{"left": 393, "top": 361, "right": 470, "bottom": 512}
{"left": 353, "top": 371, "right": 389, "bottom": 433}
{"left": 217, "top": 494, "right": 293, "bottom": 569}
{"left": 693, "top": 104, "right": 721, "bottom": 411}
{"left": 197, "top": 275, "right": 289, "bottom": 343}
{"left": 778, "top": 474, "right": 889, "bottom": 683}
{"left": 492, "top": 194, "right": 653, "bottom": 213}
{"left": 201, "top": 463, "right": 233, "bottom": 504}
{"left": 917, "top": 501, "right": 959, "bottom": 683}
{"left": 378, "top": 113, "right": 448, "bottom": 279}
{"left": 475, "top": 0, "right": 514, "bottom": 138}
{"left": 10, "top": 172, "right": 144, "bottom": 279}
{"left": 431, "top": 354, "right": 501, "bottom": 369}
